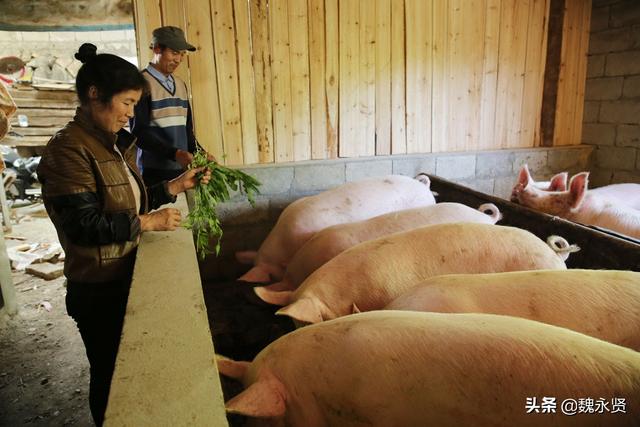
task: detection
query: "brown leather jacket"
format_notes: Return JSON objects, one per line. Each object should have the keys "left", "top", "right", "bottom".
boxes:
{"left": 37, "top": 108, "right": 174, "bottom": 283}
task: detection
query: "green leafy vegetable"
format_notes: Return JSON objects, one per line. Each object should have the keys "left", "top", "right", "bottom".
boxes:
{"left": 184, "top": 149, "right": 261, "bottom": 259}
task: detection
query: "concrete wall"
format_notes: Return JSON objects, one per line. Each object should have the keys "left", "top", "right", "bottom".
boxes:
{"left": 201, "top": 146, "right": 593, "bottom": 281}
{"left": 582, "top": 0, "right": 640, "bottom": 186}
{"left": 0, "top": 29, "right": 138, "bottom": 81}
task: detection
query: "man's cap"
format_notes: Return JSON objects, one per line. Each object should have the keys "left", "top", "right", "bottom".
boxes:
{"left": 151, "top": 26, "right": 196, "bottom": 52}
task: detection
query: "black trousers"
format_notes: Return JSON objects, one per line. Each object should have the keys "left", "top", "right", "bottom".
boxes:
{"left": 66, "top": 279, "right": 131, "bottom": 427}
{"left": 142, "top": 167, "right": 183, "bottom": 187}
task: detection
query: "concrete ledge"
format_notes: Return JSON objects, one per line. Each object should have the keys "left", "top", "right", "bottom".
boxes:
{"left": 105, "top": 193, "right": 227, "bottom": 426}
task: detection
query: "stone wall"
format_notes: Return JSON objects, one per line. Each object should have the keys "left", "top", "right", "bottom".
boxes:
{"left": 583, "top": 0, "right": 640, "bottom": 185}
{"left": 0, "top": 29, "right": 137, "bottom": 82}
{"left": 202, "top": 145, "right": 593, "bottom": 281}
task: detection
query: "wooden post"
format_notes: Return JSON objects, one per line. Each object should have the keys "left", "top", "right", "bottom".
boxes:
{"left": 0, "top": 224, "right": 17, "bottom": 316}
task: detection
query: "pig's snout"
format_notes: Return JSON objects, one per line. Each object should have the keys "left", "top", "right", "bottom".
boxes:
{"left": 478, "top": 203, "right": 502, "bottom": 223}
{"left": 546, "top": 235, "right": 581, "bottom": 261}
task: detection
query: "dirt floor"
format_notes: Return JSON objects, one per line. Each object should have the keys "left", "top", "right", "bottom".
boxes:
{"left": 0, "top": 207, "right": 293, "bottom": 427}
{"left": 0, "top": 211, "right": 93, "bottom": 427}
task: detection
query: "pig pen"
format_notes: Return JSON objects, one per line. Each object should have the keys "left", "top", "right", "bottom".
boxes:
{"left": 102, "top": 167, "right": 638, "bottom": 426}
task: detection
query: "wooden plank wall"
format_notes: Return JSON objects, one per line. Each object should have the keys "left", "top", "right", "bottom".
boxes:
{"left": 133, "top": 0, "right": 589, "bottom": 166}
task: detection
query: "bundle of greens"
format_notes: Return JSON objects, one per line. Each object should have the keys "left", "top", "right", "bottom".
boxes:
{"left": 184, "top": 149, "right": 261, "bottom": 259}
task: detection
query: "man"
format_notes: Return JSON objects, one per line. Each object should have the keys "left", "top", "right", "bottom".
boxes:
{"left": 131, "top": 26, "right": 210, "bottom": 186}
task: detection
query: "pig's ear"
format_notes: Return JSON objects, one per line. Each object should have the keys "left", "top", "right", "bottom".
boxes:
{"left": 217, "top": 357, "right": 250, "bottom": 380}
{"left": 351, "top": 303, "right": 361, "bottom": 314}
{"left": 568, "top": 172, "right": 589, "bottom": 209}
{"left": 238, "top": 265, "right": 271, "bottom": 283}
{"left": 226, "top": 370, "right": 287, "bottom": 418}
{"left": 548, "top": 172, "right": 568, "bottom": 191}
{"left": 254, "top": 287, "right": 292, "bottom": 306}
{"left": 517, "top": 164, "right": 532, "bottom": 187}
{"left": 276, "top": 298, "right": 323, "bottom": 324}
{"left": 414, "top": 173, "right": 431, "bottom": 188}
{"left": 235, "top": 250, "right": 257, "bottom": 265}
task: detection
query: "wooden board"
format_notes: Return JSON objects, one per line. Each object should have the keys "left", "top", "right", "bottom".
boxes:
{"left": 160, "top": 0, "right": 191, "bottom": 90}
{"left": 308, "top": 0, "right": 328, "bottom": 159}
{"left": 184, "top": 0, "right": 225, "bottom": 161}
{"left": 270, "top": 0, "right": 294, "bottom": 162}
{"left": 325, "top": 0, "right": 340, "bottom": 159}
{"left": 133, "top": 0, "right": 162, "bottom": 66}
{"left": 359, "top": 0, "right": 376, "bottom": 156}
{"left": 249, "top": 0, "right": 275, "bottom": 163}
{"left": 390, "top": 0, "right": 406, "bottom": 154}
{"left": 375, "top": 0, "right": 391, "bottom": 156}
{"left": 339, "top": 0, "right": 360, "bottom": 158}
{"left": 234, "top": 0, "right": 260, "bottom": 165}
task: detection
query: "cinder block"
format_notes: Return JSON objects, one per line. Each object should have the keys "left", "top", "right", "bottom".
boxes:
{"left": 582, "top": 101, "right": 600, "bottom": 123}
{"left": 77, "top": 31, "right": 103, "bottom": 42}
{"left": 435, "top": 155, "right": 476, "bottom": 180}
{"left": 591, "top": 6, "right": 610, "bottom": 32}
{"left": 616, "top": 124, "right": 640, "bottom": 148}
{"left": 239, "top": 166, "right": 293, "bottom": 195}
{"left": 493, "top": 177, "right": 516, "bottom": 200}
{"left": 586, "top": 54, "right": 606, "bottom": 78}
{"left": 21, "top": 31, "right": 50, "bottom": 42}
{"left": 458, "top": 178, "right": 494, "bottom": 195}
{"left": 600, "top": 101, "right": 640, "bottom": 124}
{"left": 584, "top": 77, "right": 623, "bottom": 100}
{"left": 548, "top": 148, "right": 593, "bottom": 172}
{"left": 622, "top": 75, "right": 640, "bottom": 98}
{"left": 589, "top": 28, "right": 632, "bottom": 55}
{"left": 124, "top": 29, "right": 136, "bottom": 41}
{"left": 582, "top": 123, "right": 616, "bottom": 145}
{"left": 595, "top": 146, "right": 638, "bottom": 170}
{"left": 345, "top": 160, "right": 392, "bottom": 181}
{"left": 605, "top": 51, "right": 640, "bottom": 76}
{"left": 589, "top": 169, "right": 614, "bottom": 187}
{"left": 292, "top": 163, "right": 345, "bottom": 192}
{"left": 610, "top": 1, "right": 640, "bottom": 29}
{"left": 392, "top": 156, "right": 436, "bottom": 177}
{"left": 216, "top": 199, "right": 269, "bottom": 226}
{"left": 475, "top": 152, "right": 514, "bottom": 178}
{"left": 514, "top": 151, "right": 548, "bottom": 175}
{"left": 612, "top": 169, "right": 640, "bottom": 183}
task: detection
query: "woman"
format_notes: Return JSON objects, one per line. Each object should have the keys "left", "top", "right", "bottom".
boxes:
{"left": 36, "top": 44, "right": 210, "bottom": 426}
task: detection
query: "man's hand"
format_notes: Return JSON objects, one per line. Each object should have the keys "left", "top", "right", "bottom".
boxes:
{"left": 175, "top": 149, "right": 194, "bottom": 168}
{"left": 139, "top": 208, "right": 182, "bottom": 231}
{"left": 167, "top": 166, "right": 212, "bottom": 195}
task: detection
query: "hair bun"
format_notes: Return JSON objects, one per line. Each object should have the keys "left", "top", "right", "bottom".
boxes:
{"left": 74, "top": 43, "right": 98, "bottom": 63}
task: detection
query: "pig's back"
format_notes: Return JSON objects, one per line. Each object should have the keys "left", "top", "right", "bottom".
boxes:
{"left": 300, "top": 223, "right": 565, "bottom": 309}
{"left": 385, "top": 269, "right": 640, "bottom": 350}
{"left": 287, "top": 203, "right": 496, "bottom": 285}
{"left": 256, "top": 311, "right": 640, "bottom": 427}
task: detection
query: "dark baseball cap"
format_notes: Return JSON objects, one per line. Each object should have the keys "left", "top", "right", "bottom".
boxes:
{"left": 151, "top": 26, "right": 196, "bottom": 52}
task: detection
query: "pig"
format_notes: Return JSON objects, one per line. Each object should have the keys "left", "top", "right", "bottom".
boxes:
{"left": 218, "top": 311, "right": 640, "bottom": 427}
{"left": 510, "top": 164, "right": 568, "bottom": 202}
{"left": 236, "top": 175, "right": 436, "bottom": 283}
{"left": 384, "top": 269, "right": 640, "bottom": 351}
{"left": 512, "top": 169, "right": 640, "bottom": 239}
{"left": 590, "top": 183, "right": 640, "bottom": 211}
{"left": 262, "top": 202, "right": 502, "bottom": 292}
{"left": 255, "top": 223, "right": 570, "bottom": 324}
{"left": 512, "top": 165, "right": 640, "bottom": 211}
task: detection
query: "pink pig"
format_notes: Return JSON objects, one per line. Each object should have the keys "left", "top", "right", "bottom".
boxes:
{"left": 236, "top": 175, "right": 436, "bottom": 283}
{"left": 513, "top": 165, "right": 640, "bottom": 210}
{"left": 263, "top": 202, "right": 502, "bottom": 292}
{"left": 218, "top": 311, "right": 640, "bottom": 427}
{"left": 255, "top": 223, "right": 570, "bottom": 324}
{"left": 384, "top": 269, "right": 640, "bottom": 351}
{"left": 512, "top": 167, "right": 640, "bottom": 239}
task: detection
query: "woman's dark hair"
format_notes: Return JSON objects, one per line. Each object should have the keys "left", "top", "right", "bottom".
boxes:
{"left": 74, "top": 43, "right": 148, "bottom": 105}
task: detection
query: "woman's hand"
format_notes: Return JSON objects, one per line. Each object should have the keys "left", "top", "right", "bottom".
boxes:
{"left": 139, "top": 208, "right": 182, "bottom": 231}
{"left": 175, "top": 149, "right": 194, "bottom": 168}
{"left": 167, "top": 166, "right": 211, "bottom": 195}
